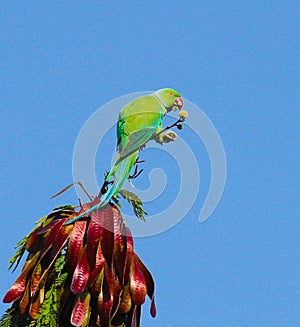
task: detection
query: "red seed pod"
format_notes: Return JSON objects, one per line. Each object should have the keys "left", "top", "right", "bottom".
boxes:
{"left": 19, "top": 281, "right": 30, "bottom": 314}
{"left": 129, "top": 254, "right": 147, "bottom": 305}
{"left": 87, "top": 242, "right": 105, "bottom": 289}
{"left": 118, "top": 282, "right": 132, "bottom": 314}
{"left": 135, "top": 254, "right": 156, "bottom": 317}
{"left": 3, "top": 251, "right": 40, "bottom": 303}
{"left": 91, "top": 266, "right": 104, "bottom": 296}
{"left": 26, "top": 229, "right": 44, "bottom": 253}
{"left": 97, "top": 262, "right": 114, "bottom": 326}
{"left": 71, "top": 246, "right": 90, "bottom": 294}
{"left": 29, "top": 290, "right": 41, "bottom": 319}
{"left": 49, "top": 219, "right": 74, "bottom": 259}
{"left": 112, "top": 205, "right": 127, "bottom": 284}
{"left": 71, "top": 291, "right": 91, "bottom": 327}
{"left": 30, "top": 262, "right": 42, "bottom": 296}
{"left": 123, "top": 227, "right": 134, "bottom": 285}
{"left": 66, "top": 219, "right": 88, "bottom": 272}
{"left": 99, "top": 206, "right": 114, "bottom": 268}
{"left": 38, "top": 219, "right": 65, "bottom": 248}
{"left": 86, "top": 209, "right": 103, "bottom": 271}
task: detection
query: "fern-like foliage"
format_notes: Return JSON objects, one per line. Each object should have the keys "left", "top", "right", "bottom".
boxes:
{"left": 0, "top": 305, "right": 14, "bottom": 327}
{"left": 8, "top": 215, "right": 48, "bottom": 272}
{"left": 119, "top": 189, "right": 147, "bottom": 221}
{"left": 0, "top": 303, "right": 30, "bottom": 327}
{"left": 30, "top": 250, "right": 68, "bottom": 327}
{"left": 52, "top": 204, "right": 76, "bottom": 211}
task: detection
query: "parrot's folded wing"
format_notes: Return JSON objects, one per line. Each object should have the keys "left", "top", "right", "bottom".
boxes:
{"left": 117, "top": 128, "right": 156, "bottom": 163}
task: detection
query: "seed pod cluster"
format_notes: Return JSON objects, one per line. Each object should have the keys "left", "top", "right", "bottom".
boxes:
{"left": 3, "top": 200, "right": 156, "bottom": 326}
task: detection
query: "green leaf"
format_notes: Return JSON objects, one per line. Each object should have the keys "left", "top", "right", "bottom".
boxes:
{"left": 8, "top": 216, "right": 48, "bottom": 272}
{"left": 0, "top": 303, "right": 31, "bottom": 327}
{"left": 0, "top": 309, "right": 11, "bottom": 327}
{"left": 52, "top": 204, "right": 76, "bottom": 211}
{"left": 33, "top": 249, "right": 68, "bottom": 327}
{"left": 119, "top": 189, "right": 147, "bottom": 221}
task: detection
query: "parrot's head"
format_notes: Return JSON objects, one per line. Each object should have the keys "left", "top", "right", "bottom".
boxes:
{"left": 155, "top": 88, "right": 183, "bottom": 112}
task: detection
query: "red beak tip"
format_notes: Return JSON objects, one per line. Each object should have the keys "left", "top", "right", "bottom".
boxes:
{"left": 177, "top": 97, "right": 183, "bottom": 108}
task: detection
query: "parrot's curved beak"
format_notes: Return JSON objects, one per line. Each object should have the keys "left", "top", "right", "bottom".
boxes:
{"left": 173, "top": 97, "right": 183, "bottom": 110}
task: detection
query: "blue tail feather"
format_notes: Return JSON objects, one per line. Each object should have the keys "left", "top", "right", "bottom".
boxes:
{"left": 64, "top": 203, "right": 100, "bottom": 225}
{"left": 64, "top": 152, "right": 137, "bottom": 225}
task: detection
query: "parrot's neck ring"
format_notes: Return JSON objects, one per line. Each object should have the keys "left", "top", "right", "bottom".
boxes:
{"left": 153, "top": 92, "right": 167, "bottom": 108}
{"left": 153, "top": 92, "right": 173, "bottom": 112}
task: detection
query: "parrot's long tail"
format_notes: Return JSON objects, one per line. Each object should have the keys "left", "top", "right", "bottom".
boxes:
{"left": 64, "top": 151, "right": 138, "bottom": 225}
{"left": 100, "top": 150, "right": 138, "bottom": 206}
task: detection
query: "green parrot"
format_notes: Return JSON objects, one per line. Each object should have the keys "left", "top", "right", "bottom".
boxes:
{"left": 65, "top": 88, "right": 183, "bottom": 225}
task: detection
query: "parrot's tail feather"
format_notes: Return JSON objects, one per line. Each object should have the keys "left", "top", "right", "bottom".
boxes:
{"left": 63, "top": 151, "right": 138, "bottom": 226}
{"left": 64, "top": 204, "right": 100, "bottom": 225}
{"left": 100, "top": 151, "right": 138, "bottom": 206}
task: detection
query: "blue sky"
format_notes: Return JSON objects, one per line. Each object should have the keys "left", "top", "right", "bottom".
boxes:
{"left": 0, "top": 1, "right": 299, "bottom": 326}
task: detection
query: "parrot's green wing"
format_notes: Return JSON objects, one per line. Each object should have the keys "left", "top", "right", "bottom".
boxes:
{"left": 117, "top": 95, "right": 165, "bottom": 143}
{"left": 117, "top": 127, "right": 158, "bottom": 163}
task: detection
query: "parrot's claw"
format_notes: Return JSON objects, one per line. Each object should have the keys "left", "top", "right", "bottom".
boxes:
{"left": 129, "top": 165, "right": 144, "bottom": 180}
{"left": 139, "top": 143, "right": 147, "bottom": 151}
{"left": 162, "top": 130, "right": 177, "bottom": 143}
{"left": 99, "top": 180, "right": 113, "bottom": 197}
{"left": 135, "top": 157, "right": 146, "bottom": 164}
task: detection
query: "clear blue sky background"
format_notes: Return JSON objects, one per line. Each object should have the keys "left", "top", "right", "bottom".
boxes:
{"left": 1, "top": 2, "right": 299, "bottom": 326}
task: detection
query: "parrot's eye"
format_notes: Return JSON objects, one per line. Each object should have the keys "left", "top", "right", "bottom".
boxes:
{"left": 168, "top": 92, "right": 174, "bottom": 96}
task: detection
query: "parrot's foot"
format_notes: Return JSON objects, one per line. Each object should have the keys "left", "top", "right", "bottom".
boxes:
{"left": 129, "top": 165, "right": 144, "bottom": 180}
{"left": 139, "top": 143, "right": 147, "bottom": 151}
{"left": 153, "top": 130, "right": 177, "bottom": 144}
{"left": 162, "top": 130, "right": 177, "bottom": 143}
{"left": 135, "top": 157, "right": 146, "bottom": 164}
{"left": 98, "top": 179, "right": 113, "bottom": 197}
